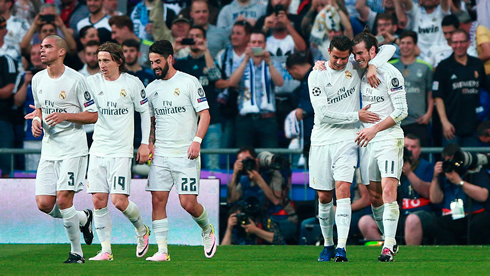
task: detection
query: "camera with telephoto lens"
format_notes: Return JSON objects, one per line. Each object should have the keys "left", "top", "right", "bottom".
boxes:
{"left": 258, "top": 151, "right": 290, "bottom": 171}
{"left": 403, "top": 147, "right": 412, "bottom": 163}
{"left": 240, "top": 157, "right": 256, "bottom": 175}
{"left": 235, "top": 213, "right": 249, "bottom": 225}
{"left": 442, "top": 150, "right": 490, "bottom": 174}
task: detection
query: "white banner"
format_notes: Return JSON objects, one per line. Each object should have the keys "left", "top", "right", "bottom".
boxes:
{"left": 0, "top": 179, "right": 219, "bottom": 245}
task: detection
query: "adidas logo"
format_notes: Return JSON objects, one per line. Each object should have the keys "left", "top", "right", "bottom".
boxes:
{"left": 98, "top": 91, "right": 104, "bottom": 95}
{"left": 451, "top": 74, "right": 457, "bottom": 80}
{"left": 326, "top": 83, "right": 332, "bottom": 87}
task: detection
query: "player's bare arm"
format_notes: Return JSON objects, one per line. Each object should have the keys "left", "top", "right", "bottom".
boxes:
{"left": 148, "top": 116, "right": 156, "bottom": 160}
{"left": 44, "top": 110, "right": 98, "bottom": 126}
{"left": 187, "top": 109, "right": 210, "bottom": 160}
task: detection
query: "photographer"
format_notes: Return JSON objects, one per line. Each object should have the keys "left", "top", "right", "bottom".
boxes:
{"left": 412, "top": 143, "right": 490, "bottom": 245}
{"left": 227, "top": 147, "right": 298, "bottom": 242}
{"left": 359, "top": 134, "right": 435, "bottom": 245}
{"left": 221, "top": 198, "right": 286, "bottom": 245}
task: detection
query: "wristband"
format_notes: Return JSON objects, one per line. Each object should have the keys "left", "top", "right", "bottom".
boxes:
{"left": 33, "top": 116, "right": 42, "bottom": 123}
{"left": 193, "top": 136, "right": 202, "bottom": 144}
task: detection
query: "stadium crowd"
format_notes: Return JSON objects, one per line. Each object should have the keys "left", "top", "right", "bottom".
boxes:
{"left": 1, "top": 0, "right": 490, "bottom": 252}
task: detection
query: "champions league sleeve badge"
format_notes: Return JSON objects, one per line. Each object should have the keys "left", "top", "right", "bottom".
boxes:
{"left": 84, "top": 91, "right": 95, "bottom": 107}
{"left": 312, "top": 87, "right": 321, "bottom": 96}
{"left": 197, "top": 87, "right": 207, "bottom": 103}
{"left": 391, "top": 78, "right": 399, "bottom": 87}
{"left": 140, "top": 89, "right": 148, "bottom": 105}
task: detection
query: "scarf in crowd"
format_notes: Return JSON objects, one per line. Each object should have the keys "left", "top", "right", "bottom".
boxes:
{"left": 239, "top": 59, "right": 275, "bottom": 115}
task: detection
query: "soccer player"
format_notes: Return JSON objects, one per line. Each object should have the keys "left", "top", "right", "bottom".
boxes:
{"left": 144, "top": 40, "right": 216, "bottom": 261}
{"left": 29, "top": 35, "right": 98, "bottom": 263}
{"left": 309, "top": 35, "right": 395, "bottom": 262}
{"left": 353, "top": 29, "right": 408, "bottom": 262}
{"left": 86, "top": 42, "right": 151, "bottom": 261}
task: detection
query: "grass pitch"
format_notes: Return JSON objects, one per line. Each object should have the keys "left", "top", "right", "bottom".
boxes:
{"left": 1, "top": 244, "right": 489, "bottom": 275}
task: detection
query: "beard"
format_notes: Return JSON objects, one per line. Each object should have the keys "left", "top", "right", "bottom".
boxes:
{"left": 154, "top": 62, "right": 169, "bottom": 79}
{"left": 87, "top": 61, "right": 99, "bottom": 70}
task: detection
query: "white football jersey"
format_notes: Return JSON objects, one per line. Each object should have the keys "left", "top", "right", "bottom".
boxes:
{"left": 5, "top": 16, "right": 29, "bottom": 56}
{"left": 87, "top": 72, "right": 148, "bottom": 158}
{"left": 309, "top": 61, "right": 363, "bottom": 146}
{"left": 360, "top": 63, "right": 407, "bottom": 142}
{"left": 32, "top": 66, "right": 97, "bottom": 160}
{"left": 147, "top": 71, "right": 209, "bottom": 157}
{"left": 407, "top": 4, "right": 450, "bottom": 62}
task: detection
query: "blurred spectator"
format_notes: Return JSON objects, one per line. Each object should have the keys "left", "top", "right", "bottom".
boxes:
{"left": 391, "top": 31, "right": 433, "bottom": 147}
{"left": 189, "top": 0, "right": 229, "bottom": 58}
{"left": 79, "top": 40, "right": 100, "bottom": 77}
{"left": 374, "top": 13, "right": 401, "bottom": 59}
{"left": 77, "top": 25, "right": 100, "bottom": 63}
{"left": 227, "top": 147, "right": 297, "bottom": 241}
{"left": 58, "top": 0, "right": 89, "bottom": 32}
{"left": 0, "top": 0, "right": 29, "bottom": 63}
{"left": 408, "top": 143, "right": 490, "bottom": 245}
{"left": 477, "top": 120, "right": 490, "bottom": 144}
{"left": 285, "top": 53, "right": 312, "bottom": 164}
{"left": 229, "top": 30, "right": 284, "bottom": 148}
{"left": 221, "top": 201, "right": 286, "bottom": 245}
{"left": 76, "top": 0, "right": 112, "bottom": 43}
{"left": 476, "top": 0, "right": 490, "bottom": 30}
{"left": 179, "top": 0, "right": 220, "bottom": 26}
{"left": 121, "top": 39, "right": 155, "bottom": 150}
{"left": 174, "top": 26, "right": 223, "bottom": 171}
{"left": 359, "top": 134, "right": 435, "bottom": 245}
{"left": 13, "top": 0, "right": 42, "bottom": 24}
{"left": 109, "top": 15, "right": 153, "bottom": 67}
{"left": 298, "top": 0, "right": 328, "bottom": 39}
{"left": 149, "top": 0, "right": 191, "bottom": 50}
{"left": 0, "top": 16, "right": 20, "bottom": 66}
{"left": 477, "top": 23, "right": 490, "bottom": 89}
{"left": 356, "top": 0, "right": 397, "bottom": 32}
{"left": 215, "top": 20, "right": 252, "bottom": 149}
{"left": 454, "top": 11, "right": 478, "bottom": 57}
{"left": 426, "top": 14, "right": 459, "bottom": 69}
{"left": 255, "top": 0, "right": 304, "bottom": 42}
{"left": 433, "top": 29, "right": 487, "bottom": 147}
{"left": 13, "top": 44, "right": 45, "bottom": 171}
{"left": 397, "top": 0, "right": 450, "bottom": 63}
{"left": 308, "top": 4, "right": 352, "bottom": 61}
{"left": 216, "top": 0, "right": 266, "bottom": 32}
{"left": 131, "top": 0, "right": 177, "bottom": 42}
{"left": 171, "top": 15, "right": 194, "bottom": 59}
{"left": 0, "top": 48, "right": 18, "bottom": 177}
{"left": 103, "top": 0, "right": 123, "bottom": 17}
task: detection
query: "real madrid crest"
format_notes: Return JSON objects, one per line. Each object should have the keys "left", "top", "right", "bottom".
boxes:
{"left": 59, "top": 91, "right": 66, "bottom": 99}
{"left": 345, "top": 71, "right": 352, "bottom": 79}
{"left": 174, "top": 88, "right": 180, "bottom": 96}
{"left": 120, "top": 89, "right": 127, "bottom": 97}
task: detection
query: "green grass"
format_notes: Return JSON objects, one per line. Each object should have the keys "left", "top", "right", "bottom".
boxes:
{"left": 1, "top": 245, "right": 490, "bottom": 275}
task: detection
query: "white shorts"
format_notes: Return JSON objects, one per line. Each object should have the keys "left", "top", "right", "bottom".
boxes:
{"left": 35, "top": 156, "right": 87, "bottom": 196}
{"left": 309, "top": 141, "right": 358, "bottom": 191}
{"left": 359, "top": 138, "right": 404, "bottom": 184}
{"left": 86, "top": 156, "right": 132, "bottom": 195}
{"left": 146, "top": 155, "right": 200, "bottom": 195}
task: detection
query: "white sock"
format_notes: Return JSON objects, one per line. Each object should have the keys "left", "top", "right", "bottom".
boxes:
{"left": 94, "top": 207, "right": 112, "bottom": 254}
{"left": 335, "top": 198, "right": 351, "bottom": 249}
{"left": 123, "top": 201, "right": 146, "bottom": 236}
{"left": 153, "top": 219, "right": 169, "bottom": 253}
{"left": 77, "top": 211, "right": 87, "bottom": 227}
{"left": 318, "top": 201, "right": 334, "bottom": 247}
{"left": 60, "top": 206, "right": 82, "bottom": 256}
{"left": 372, "top": 204, "right": 385, "bottom": 235}
{"left": 48, "top": 203, "right": 62, "bottom": 219}
{"left": 383, "top": 201, "right": 399, "bottom": 250}
{"left": 192, "top": 206, "right": 211, "bottom": 234}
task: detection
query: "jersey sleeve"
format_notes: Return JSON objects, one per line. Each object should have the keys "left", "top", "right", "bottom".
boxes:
{"left": 308, "top": 70, "right": 359, "bottom": 124}
{"left": 132, "top": 77, "right": 149, "bottom": 113}
{"left": 76, "top": 76, "right": 97, "bottom": 112}
{"left": 188, "top": 76, "right": 210, "bottom": 113}
{"left": 385, "top": 68, "right": 408, "bottom": 124}
{"left": 32, "top": 74, "right": 40, "bottom": 109}
{"left": 368, "top": 44, "right": 396, "bottom": 68}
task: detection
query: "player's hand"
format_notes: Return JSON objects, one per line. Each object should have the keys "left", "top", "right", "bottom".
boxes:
{"left": 24, "top": 105, "right": 37, "bottom": 120}
{"left": 416, "top": 113, "right": 431, "bottom": 125}
{"left": 31, "top": 118, "right": 43, "bottom": 137}
{"left": 367, "top": 64, "right": 380, "bottom": 88}
{"left": 402, "top": 161, "right": 412, "bottom": 175}
{"left": 358, "top": 104, "right": 380, "bottom": 123}
{"left": 433, "top": 161, "right": 443, "bottom": 177}
{"left": 241, "top": 219, "right": 257, "bottom": 234}
{"left": 187, "top": 142, "right": 201, "bottom": 160}
{"left": 45, "top": 112, "right": 66, "bottom": 126}
{"left": 227, "top": 213, "right": 238, "bottom": 230}
{"left": 313, "top": 60, "right": 326, "bottom": 71}
{"left": 137, "top": 144, "right": 150, "bottom": 164}
{"left": 442, "top": 121, "right": 455, "bottom": 141}
{"left": 355, "top": 127, "right": 377, "bottom": 147}
{"left": 148, "top": 143, "right": 155, "bottom": 160}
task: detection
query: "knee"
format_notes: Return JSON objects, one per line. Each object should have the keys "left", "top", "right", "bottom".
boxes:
{"left": 405, "top": 214, "right": 421, "bottom": 232}
{"left": 36, "top": 200, "right": 54, "bottom": 214}
{"left": 56, "top": 196, "right": 72, "bottom": 209}
{"left": 180, "top": 199, "right": 197, "bottom": 213}
{"left": 92, "top": 194, "right": 108, "bottom": 209}
{"left": 358, "top": 215, "right": 375, "bottom": 232}
{"left": 112, "top": 196, "right": 129, "bottom": 211}
{"left": 318, "top": 192, "right": 333, "bottom": 204}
